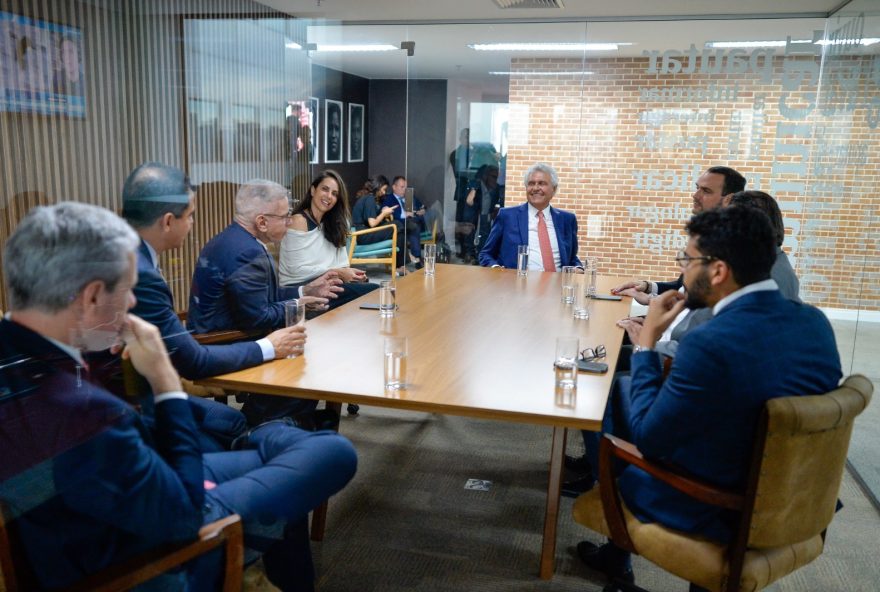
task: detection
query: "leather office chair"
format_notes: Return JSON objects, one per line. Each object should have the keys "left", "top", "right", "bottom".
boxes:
{"left": 0, "top": 503, "right": 244, "bottom": 592}
{"left": 572, "top": 374, "right": 873, "bottom": 592}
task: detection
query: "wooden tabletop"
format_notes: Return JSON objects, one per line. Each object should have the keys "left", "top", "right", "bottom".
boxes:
{"left": 198, "top": 264, "right": 630, "bottom": 431}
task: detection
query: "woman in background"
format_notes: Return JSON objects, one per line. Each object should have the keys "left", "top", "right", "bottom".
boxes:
{"left": 351, "top": 175, "right": 409, "bottom": 275}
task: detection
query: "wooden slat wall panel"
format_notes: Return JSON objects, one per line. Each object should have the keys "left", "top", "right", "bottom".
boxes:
{"left": 0, "top": 0, "right": 313, "bottom": 312}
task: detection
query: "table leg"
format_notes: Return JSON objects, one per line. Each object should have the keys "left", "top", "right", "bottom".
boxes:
{"left": 310, "top": 401, "right": 344, "bottom": 541}
{"left": 540, "top": 426, "right": 567, "bottom": 579}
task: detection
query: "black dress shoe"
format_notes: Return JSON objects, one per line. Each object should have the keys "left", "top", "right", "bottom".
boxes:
{"left": 576, "top": 541, "right": 634, "bottom": 583}
{"left": 564, "top": 453, "right": 592, "bottom": 472}
{"left": 561, "top": 473, "right": 596, "bottom": 498}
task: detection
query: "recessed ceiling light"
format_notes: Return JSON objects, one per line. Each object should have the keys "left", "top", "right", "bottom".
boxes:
{"left": 315, "top": 44, "right": 399, "bottom": 52}
{"left": 706, "top": 38, "right": 879, "bottom": 48}
{"left": 469, "top": 42, "right": 630, "bottom": 52}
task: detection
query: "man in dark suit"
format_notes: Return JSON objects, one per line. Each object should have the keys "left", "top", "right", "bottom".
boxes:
{"left": 576, "top": 206, "right": 842, "bottom": 589}
{"left": 479, "top": 162, "right": 581, "bottom": 270}
{"left": 381, "top": 175, "right": 423, "bottom": 267}
{"left": 121, "top": 162, "right": 309, "bottom": 447}
{"left": 187, "top": 178, "right": 344, "bottom": 425}
{"left": 611, "top": 165, "right": 746, "bottom": 301}
{"left": 0, "top": 202, "right": 357, "bottom": 591}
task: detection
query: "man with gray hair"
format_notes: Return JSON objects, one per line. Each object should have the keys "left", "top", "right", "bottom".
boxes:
{"left": 121, "top": 162, "right": 310, "bottom": 449}
{"left": 478, "top": 162, "right": 582, "bottom": 270}
{"left": 188, "top": 178, "right": 343, "bottom": 426}
{"left": 0, "top": 202, "right": 357, "bottom": 591}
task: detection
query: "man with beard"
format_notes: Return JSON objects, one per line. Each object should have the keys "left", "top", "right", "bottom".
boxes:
{"left": 574, "top": 206, "right": 842, "bottom": 590}
{"left": 611, "top": 166, "right": 746, "bottom": 303}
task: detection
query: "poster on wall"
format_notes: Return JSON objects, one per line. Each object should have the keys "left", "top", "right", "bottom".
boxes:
{"left": 324, "top": 99, "right": 343, "bottom": 164}
{"left": 287, "top": 99, "right": 318, "bottom": 163}
{"left": 0, "top": 11, "right": 86, "bottom": 117}
{"left": 348, "top": 102, "right": 364, "bottom": 163}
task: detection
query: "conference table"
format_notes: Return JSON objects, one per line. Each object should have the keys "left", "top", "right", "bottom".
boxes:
{"left": 197, "top": 263, "right": 630, "bottom": 579}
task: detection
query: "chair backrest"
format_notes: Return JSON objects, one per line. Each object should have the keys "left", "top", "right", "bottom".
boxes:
{"left": 745, "top": 375, "right": 873, "bottom": 548}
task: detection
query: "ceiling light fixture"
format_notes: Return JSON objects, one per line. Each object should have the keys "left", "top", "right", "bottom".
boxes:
{"left": 707, "top": 38, "right": 879, "bottom": 48}
{"left": 314, "top": 44, "right": 399, "bottom": 52}
{"left": 469, "top": 42, "right": 630, "bottom": 52}
{"left": 285, "top": 41, "right": 302, "bottom": 50}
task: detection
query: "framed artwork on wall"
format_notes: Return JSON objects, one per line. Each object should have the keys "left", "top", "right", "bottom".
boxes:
{"left": 324, "top": 99, "right": 343, "bottom": 164}
{"left": 348, "top": 102, "right": 364, "bottom": 162}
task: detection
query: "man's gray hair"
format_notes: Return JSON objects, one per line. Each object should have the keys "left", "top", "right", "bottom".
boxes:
{"left": 4, "top": 202, "right": 139, "bottom": 312}
{"left": 234, "top": 179, "right": 290, "bottom": 223}
{"left": 523, "top": 162, "right": 559, "bottom": 189}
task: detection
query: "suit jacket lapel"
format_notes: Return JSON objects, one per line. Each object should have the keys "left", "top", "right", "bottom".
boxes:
{"left": 517, "top": 204, "right": 529, "bottom": 245}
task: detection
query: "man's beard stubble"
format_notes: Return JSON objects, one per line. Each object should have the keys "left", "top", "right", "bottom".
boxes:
{"left": 684, "top": 269, "right": 711, "bottom": 310}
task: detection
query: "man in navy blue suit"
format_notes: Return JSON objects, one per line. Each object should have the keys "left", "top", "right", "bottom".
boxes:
{"left": 478, "top": 162, "right": 582, "bottom": 270}
{"left": 0, "top": 202, "right": 357, "bottom": 591}
{"left": 381, "top": 175, "right": 422, "bottom": 267}
{"left": 576, "top": 206, "right": 842, "bottom": 589}
{"left": 121, "top": 162, "right": 310, "bottom": 447}
{"left": 187, "top": 179, "right": 345, "bottom": 426}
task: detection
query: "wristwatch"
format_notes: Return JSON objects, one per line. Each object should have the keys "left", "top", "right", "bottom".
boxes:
{"left": 633, "top": 344, "right": 653, "bottom": 354}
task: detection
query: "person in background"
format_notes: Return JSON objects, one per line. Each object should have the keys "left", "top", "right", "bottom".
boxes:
{"left": 381, "top": 175, "right": 423, "bottom": 269}
{"left": 351, "top": 174, "right": 410, "bottom": 275}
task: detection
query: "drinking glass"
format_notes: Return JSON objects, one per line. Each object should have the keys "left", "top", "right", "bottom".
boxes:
{"left": 517, "top": 245, "right": 529, "bottom": 276}
{"left": 284, "top": 300, "right": 305, "bottom": 358}
{"left": 584, "top": 256, "right": 598, "bottom": 296}
{"left": 573, "top": 279, "right": 591, "bottom": 320}
{"left": 561, "top": 266, "right": 576, "bottom": 304}
{"left": 554, "top": 336, "right": 579, "bottom": 395}
{"left": 384, "top": 337, "right": 408, "bottom": 390}
{"left": 423, "top": 243, "right": 436, "bottom": 276}
{"left": 379, "top": 285, "right": 396, "bottom": 317}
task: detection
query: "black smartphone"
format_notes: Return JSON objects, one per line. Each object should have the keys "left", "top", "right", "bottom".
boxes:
{"left": 591, "top": 294, "right": 623, "bottom": 301}
{"left": 359, "top": 303, "right": 397, "bottom": 310}
{"left": 577, "top": 360, "right": 609, "bottom": 374}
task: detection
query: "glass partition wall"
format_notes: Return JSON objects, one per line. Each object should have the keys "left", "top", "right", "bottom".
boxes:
{"left": 1, "top": 0, "right": 877, "bottom": 495}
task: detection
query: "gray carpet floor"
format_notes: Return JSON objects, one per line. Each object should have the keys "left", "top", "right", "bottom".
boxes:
{"left": 285, "top": 406, "right": 880, "bottom": 592}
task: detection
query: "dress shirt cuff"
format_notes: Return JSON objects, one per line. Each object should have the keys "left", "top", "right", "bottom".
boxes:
{"left": 154, "top": 391, "right": 189, "bottom": 404}
{"left": 491, "top": 264, "right": 502, "bottom": 268}
{"left": 298, "top": 286, "right": 305, "bottom": 298}
{"left": 256, "top": 337, "right": 275, "bottom": 362}
{"left": 648, "top": 282, "right": 659, "bottom": 297}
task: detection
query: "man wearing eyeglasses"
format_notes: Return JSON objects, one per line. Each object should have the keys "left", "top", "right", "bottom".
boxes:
{"left": 575, "top": 206, "right": 842, "bottom": 589}
{"left": 188, "top": 179, "right": 344, "bottom": 426}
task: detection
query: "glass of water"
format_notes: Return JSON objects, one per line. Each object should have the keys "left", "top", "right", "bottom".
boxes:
{"left": 561, "top": 266, "right": 576, "bottom": 304}
{"left": 284, "top": 300, "right": 306, "bottom": 358}
{"left": 554, "top": 336, "right": 578, "bottom": 396}
{"left": 423, "top": 243, "right": 436, "bottom": 276}
{"left": 379, "top": 284, "right": 396, "bottom": 317}
{"left": 384, "top": 337, "right": 408, "bottom": 390}
{"left": 584, "top": 256, "right": 598, "bottom": 296}
{"left": 517, "top": 245, "right": 529, "bottom": 276}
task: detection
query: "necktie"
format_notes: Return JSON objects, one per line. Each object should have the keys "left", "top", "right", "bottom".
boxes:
{"left": 537, "top": 210, "right": 555, "bottom": 272}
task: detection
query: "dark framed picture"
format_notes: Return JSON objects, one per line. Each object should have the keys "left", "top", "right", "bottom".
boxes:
{"left": 324, "top": 99, "right": 343, "bottom": 164}
{"left": 308, "top": 97, "right": 319, "bottom": 163}
{"left": 348, "top": 102, "right": 364, "bottom": 162}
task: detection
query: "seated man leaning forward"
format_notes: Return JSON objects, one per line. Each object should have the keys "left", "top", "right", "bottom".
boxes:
{"left": 0, "top": 202, "right": 357, "bottom": 592}
{"left": 575, "top": 206, "right": 842, "bottom": 589}
{"left": 121, "top": 162, "right": 309, "bottom": 450}
{"left": 187, "top": 178, "right": 343, "bottom": 426}
{"left": 478, "top": 162, "right": 581, "bottom": 271}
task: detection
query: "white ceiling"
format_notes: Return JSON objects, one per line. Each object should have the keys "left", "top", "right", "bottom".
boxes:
{"left": 256, "top": 0, "right": 880, "bottom": 82}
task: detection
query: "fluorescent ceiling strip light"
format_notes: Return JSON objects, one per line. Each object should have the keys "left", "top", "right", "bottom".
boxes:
{"left": 469, "top": 42, "right": 629, "bottom": 51}
{"left": 707, "top": 38, "right": 879, "bottom": 48}
{"left": 285, "top": 41, "right": 302, "bottom": 50}
{"left": 489, "top": 70, "right": 594, "bottom": 76}
{"left": 314, "top": 44, "right": 398, "bottom": 52}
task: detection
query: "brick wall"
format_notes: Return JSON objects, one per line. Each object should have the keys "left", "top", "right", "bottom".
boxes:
{"left": 506, "top": 53, "right": 880, "bottom": 311}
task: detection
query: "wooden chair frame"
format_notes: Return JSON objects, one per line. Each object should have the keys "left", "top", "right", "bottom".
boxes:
{"left": 0, "top": 509, "right": 244, "bottom": 592}
{"left": 348, "top": 223, "right": 398, "bottom": 276}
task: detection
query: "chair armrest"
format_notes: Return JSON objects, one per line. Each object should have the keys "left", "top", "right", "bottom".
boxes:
{"left": 351, "top": 223, "right": 396, "bottom": 239}
{"left": 349, "top": 224, "right": 398, "bottom": 261}
{"left": 598, "top": 434, "right": 744, "bottom": 553}
{"left": 65, "top": 514, "right": 244, "bottom": 592}
{"left": 192, "top": 328, "right": 264, "bottom": 345}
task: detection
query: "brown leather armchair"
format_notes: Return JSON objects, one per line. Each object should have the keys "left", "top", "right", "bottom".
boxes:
{"left": 572, "top": 374, "right": 873, "bottom": 592}
{"left": 0, "top": 506, "right": 244, "bottom": 592}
